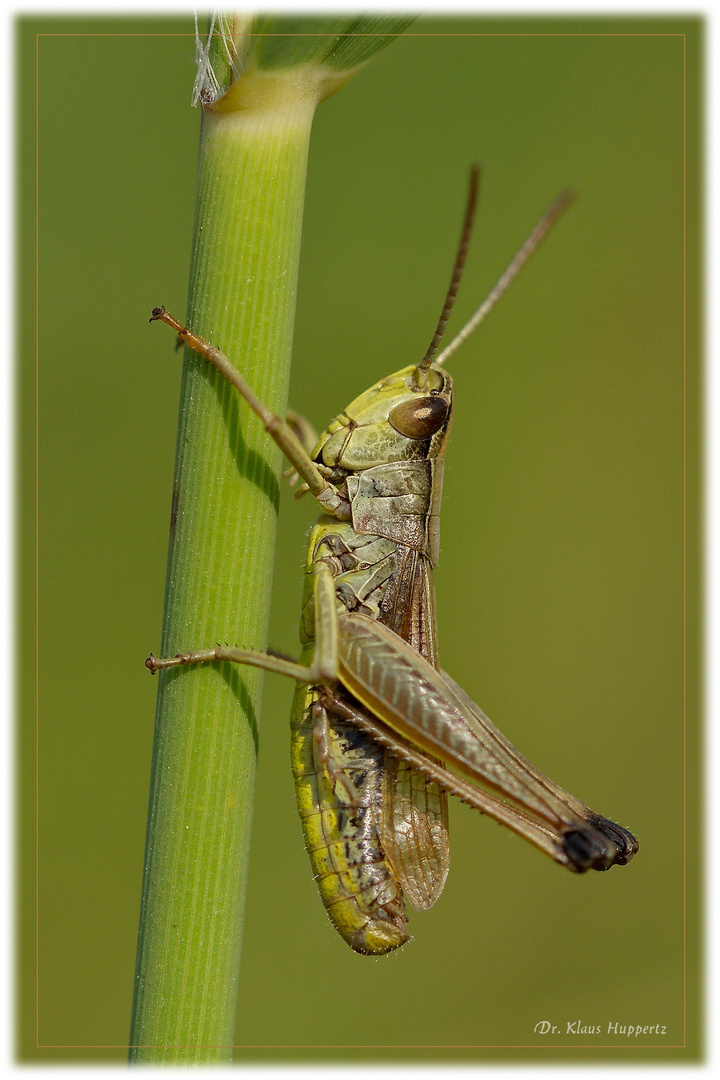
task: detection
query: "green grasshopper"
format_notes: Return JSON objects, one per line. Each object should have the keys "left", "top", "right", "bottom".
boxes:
{"left": 147, "top": 166, "right": 638, "bottom": 955}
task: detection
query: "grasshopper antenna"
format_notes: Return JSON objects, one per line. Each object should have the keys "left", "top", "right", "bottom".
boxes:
{"left": 434, "top": 186, "right": 576, "bottom": 368}
{"left": 414, "top": 163, "right": 481, "bottom": 387}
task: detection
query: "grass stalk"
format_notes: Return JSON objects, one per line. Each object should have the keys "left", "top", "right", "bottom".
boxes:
{"left": 129, "top": 95, "right": 316, "bottom": 1064}
{"left": 129, "top": 15, "right": 414, "bottom": 1064}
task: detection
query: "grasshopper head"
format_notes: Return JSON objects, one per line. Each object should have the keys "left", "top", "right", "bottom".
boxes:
{"left": 312, "top": 363, "right": 453, "bottom": 474}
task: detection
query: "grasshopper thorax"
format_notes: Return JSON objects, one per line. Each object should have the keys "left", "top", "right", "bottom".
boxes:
{"left": 311, "top": 364, "right": 453, "bottom": 475}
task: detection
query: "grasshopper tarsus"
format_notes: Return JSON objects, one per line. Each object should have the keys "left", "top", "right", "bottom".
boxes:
{"left": 149, "top": 306, "right": 185, "bottom": 352}
{"left": 146, "top": 649, "right": 193, "bottom": 673}
{"left": 150, "top": 306, "right": 194, "bottom": 346}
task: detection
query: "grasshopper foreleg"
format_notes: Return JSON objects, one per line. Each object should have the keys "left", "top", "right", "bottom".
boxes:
{"left": 150, "top": 307, "right": 351, "bottom": 520}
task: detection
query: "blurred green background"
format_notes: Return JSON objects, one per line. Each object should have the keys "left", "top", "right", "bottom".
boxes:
{"left": 18, "top": 12, "right": 700, "bottom": 1064}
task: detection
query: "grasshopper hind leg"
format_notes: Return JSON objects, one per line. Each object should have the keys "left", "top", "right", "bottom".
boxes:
{"left": 291, "top": 684, "right": 410, "bottom": 955}
{"left": 311, "top": 698, "right": 361, "bottom": 807}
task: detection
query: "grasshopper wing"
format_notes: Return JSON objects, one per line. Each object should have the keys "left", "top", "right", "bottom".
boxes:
{"left": 382, "top": 755, "right": 449, "bottom": 909}
{"left": 377, "top": 544, "right": 450, "bottom": 910}
{"left": 338, "top": 612, "right": 637, "bottom": 872}
{"left": 436, "top": 668, "right": 638, "bottom": 865}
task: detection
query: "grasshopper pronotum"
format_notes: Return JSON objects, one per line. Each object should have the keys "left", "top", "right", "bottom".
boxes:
{"left": 147, "top": 167, "right": 638, "bottom": 955}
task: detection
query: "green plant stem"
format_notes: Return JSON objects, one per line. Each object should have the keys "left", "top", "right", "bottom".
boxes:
{"left": 129, "top": 93, "right": 316, "bottom": 1064}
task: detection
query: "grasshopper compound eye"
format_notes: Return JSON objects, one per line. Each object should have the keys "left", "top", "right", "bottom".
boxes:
{"left": 388, "top": 395, "right": 449, "bottom": 439}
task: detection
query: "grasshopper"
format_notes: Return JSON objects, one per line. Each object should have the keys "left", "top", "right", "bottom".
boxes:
{"left": 147, "top": 166, "right": 638, "bottom": 955}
